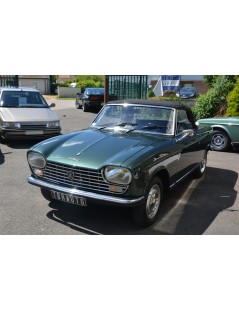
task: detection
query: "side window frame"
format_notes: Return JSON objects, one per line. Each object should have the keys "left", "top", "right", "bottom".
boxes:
{"left": 176, "top": 109, "right": 193, "bottom": 135}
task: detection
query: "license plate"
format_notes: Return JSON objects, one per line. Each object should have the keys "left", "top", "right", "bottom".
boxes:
{"left": 50, "top": 190, "right": 87, "bottom": 206}
{"left": 26, "top": 130, "right": 43, "bottom": 135}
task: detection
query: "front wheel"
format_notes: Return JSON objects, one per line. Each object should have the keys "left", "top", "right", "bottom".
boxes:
{"left": 75, "top": 100, "right": 81, "bottom": 109}
{"left": 133, "top": 177, "right": 163, "bottom": 227}
{"left": 193, "top": 151, "right": 207, "bottom": 179}
{"left": 41, "top": 188, "right": 56, "bottom": 202}
{"left": 211, "top": 130, "right": 230, "bottom": 152}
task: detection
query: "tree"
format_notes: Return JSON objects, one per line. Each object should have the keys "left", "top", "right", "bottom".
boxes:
{"left": 226, "top": 78, "right": 239, "bottom": 116}
{"left": 75, "top": 75, "right": 104, "bottom": 89}
{"left": 193, "top": 75, "right": 237, "bottom": 119}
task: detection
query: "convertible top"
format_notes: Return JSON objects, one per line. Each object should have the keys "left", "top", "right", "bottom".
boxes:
{"left": 108, "top": 99, "right": 196, "bottom": 128}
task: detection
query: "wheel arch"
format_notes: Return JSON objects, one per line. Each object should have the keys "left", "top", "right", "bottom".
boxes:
{"left": 152, "top": 168, "right": 170, "bottom": 193}
{"left": 211, "top": 125, "right": 231, "bottom": 140}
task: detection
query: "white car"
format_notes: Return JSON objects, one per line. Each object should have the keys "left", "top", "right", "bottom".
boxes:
{"left": 0, "top": 87, "right": 61, "bottom": 141}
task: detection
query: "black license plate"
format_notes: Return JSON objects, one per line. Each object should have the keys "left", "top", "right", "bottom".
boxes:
{"left": 51, "top": 190, "right": 87, "bottom": 206}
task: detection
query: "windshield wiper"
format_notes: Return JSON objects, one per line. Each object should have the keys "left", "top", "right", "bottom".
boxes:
{"left": 95, "top": 123, "right": 138, "bottom": 132}
{"left": 115, "top": 122, "right": 138, "bottom": 127}
{"left": 142, "top": 124, "right": 166, "bottom": 130}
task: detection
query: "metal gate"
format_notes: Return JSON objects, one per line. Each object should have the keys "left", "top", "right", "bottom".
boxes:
{"left": 0, "top": 75, "right": 18, "bottom": 87}
{"left": 108, "top": 75, "right": 148, "bottom": 100}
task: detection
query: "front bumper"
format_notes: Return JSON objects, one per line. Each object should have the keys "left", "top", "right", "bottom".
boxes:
{"left": 0, "top": 128, "right": 61, "bottom": 140}
{"left": 28, "top": 175, "right": 145, "bottom": 207}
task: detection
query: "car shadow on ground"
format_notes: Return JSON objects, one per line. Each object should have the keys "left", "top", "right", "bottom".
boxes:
{"left": 2, "top": 139, "right": 43, "bottom": 150}
{"left": 46, "top": 166, "right": 238, "bottom": 235}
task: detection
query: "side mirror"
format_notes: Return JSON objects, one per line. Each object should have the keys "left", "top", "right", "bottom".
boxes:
{"left": 183, "top": 129, "right": 194, "bottom": 137}
{"left": 49, "top": 103, "right": 55, "bottom": 108}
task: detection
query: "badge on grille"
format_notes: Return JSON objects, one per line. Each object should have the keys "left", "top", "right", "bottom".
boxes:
{"left": 67, "top": 171, "right": 75, "bottom": 180}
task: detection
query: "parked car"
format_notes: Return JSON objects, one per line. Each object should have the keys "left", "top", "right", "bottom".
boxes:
{"left": 0, "top": 87, "right": 61, "bottom": 142}
{"left": 75, "top": 87, "right": 117, "bottom": 112}
{"left": 27, "top": 99, "right": 212, "bottom": 227}
{"left": 177, "top": 86, "right": 198, "bottom": 99}
{"left": 196, "top": 116, "right": 239, "bottom": 152}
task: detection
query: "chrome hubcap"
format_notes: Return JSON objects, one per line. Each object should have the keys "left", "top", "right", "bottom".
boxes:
{"left": 146, "top": 184, "right": 161, "bottom": 219}
{"left": 212, "top": 134, "right": 225, "bottom": 148}
{"left": 200, "top": 158, "right": 206, "bottom": 173}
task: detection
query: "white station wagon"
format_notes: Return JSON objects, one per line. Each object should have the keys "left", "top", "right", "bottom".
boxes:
{"left": 0, "top": 87, "right": 61, "bottom": 141}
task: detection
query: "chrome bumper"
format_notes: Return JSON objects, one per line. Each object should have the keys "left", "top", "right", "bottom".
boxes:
{"left": 28, "top": 175, "right": 144, "bottom": 206}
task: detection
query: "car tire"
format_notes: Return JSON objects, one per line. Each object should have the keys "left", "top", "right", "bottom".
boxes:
{"left": 0, "top": 135, "right": 6, "bottom": 144}
{"left": 82, "top": 102, "right": 89, "bottom": 112}
{"left": 41, "top": 188, "right": 57, "bottom": 202}
{"left": 132, "top": 177, "right": 163, "bottom": 227}
{"left": 75, "top": 100, "right": 80, "bottom": 109}
{"left": 193, "top": 151, "right": 207, "bottom": 179}
{"left": 211, "top": 129, "right": 230, "bottom": 152}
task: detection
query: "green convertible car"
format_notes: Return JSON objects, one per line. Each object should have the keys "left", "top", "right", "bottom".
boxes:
{"left": 196, "top": 117, "right": 239, "bottom": 152}
{"left": 27, "top": 99, "right": 212, "bottom": 227}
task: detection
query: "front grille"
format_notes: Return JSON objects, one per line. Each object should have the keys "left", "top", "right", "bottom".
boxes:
{"left": 42, "top": 161, "right": 111, "bottom": 193}
{"left": 21, "top": 123, "right": 47, "bottom": 130}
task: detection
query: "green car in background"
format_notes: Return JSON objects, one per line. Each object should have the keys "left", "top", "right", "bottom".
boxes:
{"left": 196, "top": 117, "right": 239, "bottom": 152}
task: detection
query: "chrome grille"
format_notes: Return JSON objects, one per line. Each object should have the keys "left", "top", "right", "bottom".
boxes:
{"left": 42, "top": 161, "right": 110, "bottom": 193}
{"left": 21, "top": 123, "right": 47, "bottom": 130}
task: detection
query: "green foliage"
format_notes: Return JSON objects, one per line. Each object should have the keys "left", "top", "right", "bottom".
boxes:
{"left": 193, "top": 75, "right": 237, "bottom": 119}
{"left": 149, "top": 96, "right": 182, "bottom": 103}
{"left": 203, "top": 75, "right": 218, "bottom": 88}
{"left": 148, "top": 88, "right": 155, "bottom": 97}
{"left": 58, "top": 75, "right": 104, "bottom": 89}
{"left": 226, "top": 78, "right": 239, "bottom": 116}
{"left": 75, "top": 75, "right": 104, "bottom": 89}
{"left": 203, "top": 75, "right": 237, "bottom": 88}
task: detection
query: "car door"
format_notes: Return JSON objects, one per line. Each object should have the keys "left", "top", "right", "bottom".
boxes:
{"left": 175, "top": 109, "right": 203, "bottom": 181}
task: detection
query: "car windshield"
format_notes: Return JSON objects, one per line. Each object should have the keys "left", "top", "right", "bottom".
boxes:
{"left": 85, "top": 88, "right": 112, "bottom": 95}
{"left": 91, "top": 104, "right": 175, "bottom": 135}
{"left": 0, "top": 91, "right": 49, "bottom": 108}
{"left": 85, "top": 88, "right": 105, "bottom": 95}
{"left": 180, "top": 87, "right": 195, "bottom": 93}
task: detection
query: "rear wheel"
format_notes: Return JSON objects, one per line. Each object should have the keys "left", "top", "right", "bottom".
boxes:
{"left": 82, "top": 101, "right": 89, "bottom": 112}
{"left": 211, "top": 130, "right": 230, "bottom": 152}
{"left": 133, "top": 177, "right": 163, "bottom": 227}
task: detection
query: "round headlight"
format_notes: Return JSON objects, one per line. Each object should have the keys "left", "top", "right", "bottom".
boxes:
{"left": 104, "top": 166, "right": 132, "bottom": 185}
{"left": 28, "top": 152, "right": 46, "bottom": 169}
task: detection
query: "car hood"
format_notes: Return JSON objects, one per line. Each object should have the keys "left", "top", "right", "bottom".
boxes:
{"left": 0, "top": 107, "right": 59, "bottom": 122}
{"left": 32, "top": 128, "right": 171, "bottom": 170}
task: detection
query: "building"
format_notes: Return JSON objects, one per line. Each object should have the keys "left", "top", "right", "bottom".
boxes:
{"left": 18, "top": 75, "right": 51, "bottom": 94}
{"left": 148, "top": 75, "right": 208, "bottom": 94}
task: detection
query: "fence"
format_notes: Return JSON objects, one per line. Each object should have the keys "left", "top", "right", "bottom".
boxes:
{"left": 0, "top": 75, "right": 18, "bottom": 87}
{"left": 108, "top": 75, "right": 148, "bottom": 100}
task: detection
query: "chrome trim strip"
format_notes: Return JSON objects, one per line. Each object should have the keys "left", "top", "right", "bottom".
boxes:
{"left": 169, "top": 164, "right": 199, "bottom": 189}
{"left": 28, "top": 175, "right": 144, "bottom": 206}
{"left": 211, "top": 123, "right": 239, "bottom": 127}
